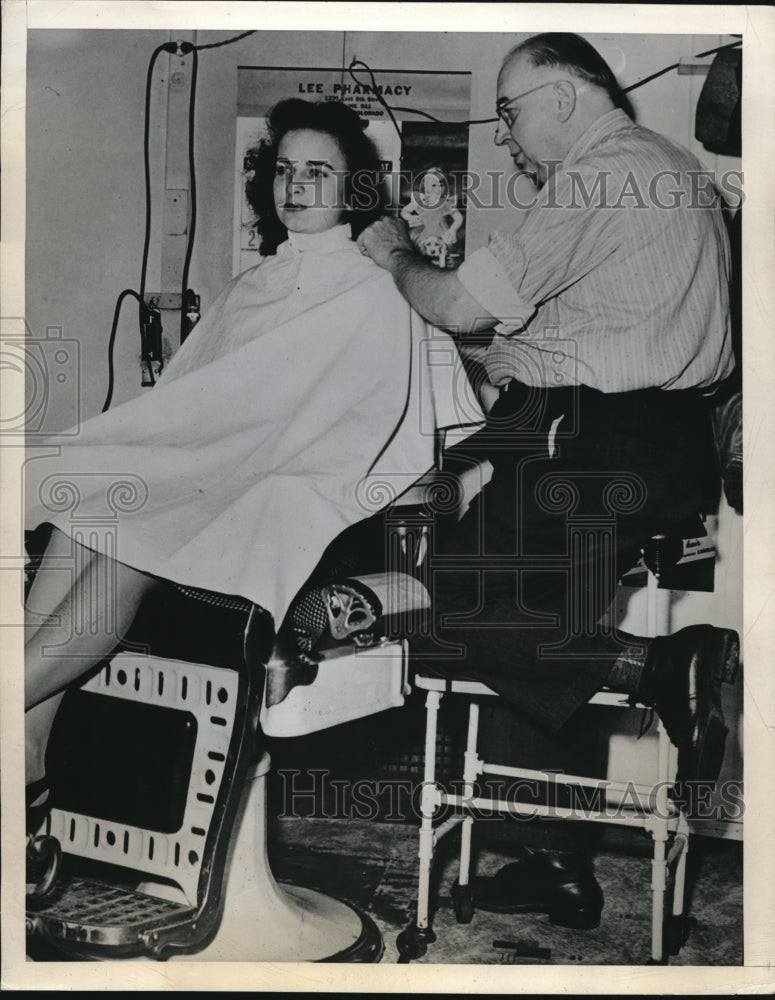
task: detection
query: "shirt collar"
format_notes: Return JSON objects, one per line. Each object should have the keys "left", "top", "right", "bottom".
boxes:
{"left": 284, "top": 223, "right": 354, "bottom": 254}
{"left": 563, "top": 108, "right": 634, "bottom": 167}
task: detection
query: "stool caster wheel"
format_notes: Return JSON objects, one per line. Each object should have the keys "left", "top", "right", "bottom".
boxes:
{"left": 451, "top": 881, "right": 474, "bottom": 924}
{"left": 667, "top": 914, "right": 692, "bottom": 955}
{"left": 396, "top": 922, "right": 436, "bottom": 963}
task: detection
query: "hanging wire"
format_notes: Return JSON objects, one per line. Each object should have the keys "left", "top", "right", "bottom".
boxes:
{"left": 103, "top": 41, "right": 173, "bottom": 409}
{"left": 194, "top": 30, "right": 256, "bottom": 51}
{"left": 621, "top": 38, "right": 742, "bottom": 94}
{"left": 348, "top": 59, "right": 494, "bottom": 135}
{"left": 347, "top": 60, "right": 403, "bottom": 138}
{"left": 179, "top": 47, "right": 199, "bottom": 343}
{"left": 102, "top": 289, "right": 145, "bottom": 412}
{"left": 349, "top": 38, "right": 743, "bottom": 130}
{"left": 104, "top": 31, "right": 254, "bottom": 408}
{"left": 138, "top": 44, "right": 174, "bottom": 353}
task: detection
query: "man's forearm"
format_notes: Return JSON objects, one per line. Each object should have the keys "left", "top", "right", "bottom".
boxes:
{"left": 387, "top": 248, "right": 497, "bottom": 339}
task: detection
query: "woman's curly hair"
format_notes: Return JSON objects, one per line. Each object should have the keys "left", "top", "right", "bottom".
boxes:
{"left": 245, "top": 98, "right": 388, "bottom": 255}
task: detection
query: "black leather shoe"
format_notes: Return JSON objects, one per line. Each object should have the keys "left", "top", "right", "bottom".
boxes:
{"left": 642, "top": 625, "right": 740, "bottom": 793}
{"left": 468, "top": 849, "right": 604, "bottom": 929}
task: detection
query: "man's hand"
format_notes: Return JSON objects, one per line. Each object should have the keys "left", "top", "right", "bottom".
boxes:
{"left": 357, "top": 217, "right": 417, "bottom": 271}
{"left": 360, "top": 214, "right": 497, "bottom": 337}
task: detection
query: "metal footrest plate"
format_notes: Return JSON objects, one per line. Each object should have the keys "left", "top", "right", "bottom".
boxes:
{"left": 27, "top": 875, "right": 195, "bottom": 952}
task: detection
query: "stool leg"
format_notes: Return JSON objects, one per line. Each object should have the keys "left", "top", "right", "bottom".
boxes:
{"left": 672, "top": 824, "right": 689, "bottom": 920}
{"left": 451, "top": 700, "right": 480, "bottom": 925}
{"left": 645, "top": 568, "right": 673, "bottom": 964}
{"left": 667, "top": 812, "right": 691, "bottom": 956}
{"left": 649, "top": 828, "right": 668, "bottom": 963}
{"left": 417, "top": 690, "right": 442, "bottom": 931}
{"left": 646, "top": 720, "right": 675, "bottom": 964}
{"left": 397, "top": 690, "right": 442, "bottom": 961}
{"left": 458, "top": 700, "right": 480, "bottom": 889}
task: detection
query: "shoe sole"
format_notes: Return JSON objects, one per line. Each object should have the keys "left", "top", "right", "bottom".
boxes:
{"left": 712, "top": 628, "right": 741, "bottom": 685}
{"left": 470, "top": 876, "right": 602, "bottom": 930}
{"left": 473, "top": 896, "right": 601, "bottom": 930}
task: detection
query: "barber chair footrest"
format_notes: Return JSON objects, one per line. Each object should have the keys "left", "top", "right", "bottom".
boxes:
{"left": 26, "top": 875, "right": 195, "bottom": 956}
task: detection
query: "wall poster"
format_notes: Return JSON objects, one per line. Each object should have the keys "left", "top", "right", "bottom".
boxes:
{"left": 233, "top": 67, "right": 472, "bottom": 275}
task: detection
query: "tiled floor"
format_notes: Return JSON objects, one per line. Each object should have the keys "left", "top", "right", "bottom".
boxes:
{"left": 270, "top": 816, "right": 743, "bottom": 966}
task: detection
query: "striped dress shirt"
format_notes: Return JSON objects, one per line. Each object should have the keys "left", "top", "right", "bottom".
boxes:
{"left": 457, "top": 109, "right": 735, "bottom": 392}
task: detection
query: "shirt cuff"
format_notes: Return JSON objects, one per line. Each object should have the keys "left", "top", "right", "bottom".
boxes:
{"left": 457, "top": 246, "right": 533, "bottom": 336}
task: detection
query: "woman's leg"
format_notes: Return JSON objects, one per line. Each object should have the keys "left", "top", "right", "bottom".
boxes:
{"left": 25, "top": 696, "right": 66, "bottom": 787}
{"left": 25, "top": 528, "right": 161, "bottom": 781}
{"left": 24, "top": 526, "right": 97, "bottom": 634}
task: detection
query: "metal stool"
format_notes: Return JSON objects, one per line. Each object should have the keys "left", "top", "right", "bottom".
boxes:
{"left": 396, "top": 566, "right": 694, "bottom": 965}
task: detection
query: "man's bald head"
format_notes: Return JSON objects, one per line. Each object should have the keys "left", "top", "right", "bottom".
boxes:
{"left": 494, "top": 33, "right": 626, "bottom": 186}
{"left": 500, "top": 33, "right": 629, "bottom": 112}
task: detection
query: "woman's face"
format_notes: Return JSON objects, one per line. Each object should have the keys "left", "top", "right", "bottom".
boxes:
{"left": 274, "top": 129, "right": 349, "bottom": 235}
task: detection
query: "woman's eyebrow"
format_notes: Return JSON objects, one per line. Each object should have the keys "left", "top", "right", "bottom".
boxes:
{"left": 275, "top": 157, "right": 334, "bottom": 169}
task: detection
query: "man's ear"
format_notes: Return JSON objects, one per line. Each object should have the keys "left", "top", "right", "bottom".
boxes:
{"left": 553, "top": 80, "right": 577, "bottom": 122}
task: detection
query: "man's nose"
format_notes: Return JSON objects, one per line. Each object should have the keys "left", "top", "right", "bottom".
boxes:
{"left": 494, "top": 117, "right": 510, "bottom": 146}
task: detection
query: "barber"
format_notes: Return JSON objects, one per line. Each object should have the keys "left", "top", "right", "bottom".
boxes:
{"left": 357, "top": 33, "right": 738, "bottom": 928}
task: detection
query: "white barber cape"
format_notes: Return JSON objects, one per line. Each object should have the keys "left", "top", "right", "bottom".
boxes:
{"left": 26, "top": 224, "right": 483, "bottom": 622}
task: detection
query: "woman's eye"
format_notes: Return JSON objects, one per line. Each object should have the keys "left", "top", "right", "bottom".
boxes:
{"left": 275, "top": 164, "right": 287, "bottom": 177}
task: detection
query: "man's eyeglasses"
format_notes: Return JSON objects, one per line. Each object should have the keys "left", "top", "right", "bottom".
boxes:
{"left": 495, "top": 80, "right": 567, "bottom": 128}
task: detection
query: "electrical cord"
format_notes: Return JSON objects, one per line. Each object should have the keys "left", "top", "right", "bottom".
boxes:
{"left": 179, "top": 46, "right": 199, "bottom": 343}
{"left": 347, "top": 60, "right": 495, "bottom": 139}
{"left": 621, "top": 38, "right": 741, "bottom": 94}
{"left": 139, "top": 44, "right": 177, "bottom": 331}
{"left": 104, "top": 31, "right": 253, "bottom": 409}
{"left": 103, "top": 41, "right": 175, "bottom": 410}
{"left": 348, "top": 38, "right": 743, "bottom": 130}
{"left": 102, "top": 289, "right": 145, "bottom": 412}
{"left": 194, "top": 30, "right": 256, "bottom": 51}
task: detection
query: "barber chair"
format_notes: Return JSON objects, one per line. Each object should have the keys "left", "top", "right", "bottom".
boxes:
{"left": 24, "top": 550, "right": 383, "bottom": 963}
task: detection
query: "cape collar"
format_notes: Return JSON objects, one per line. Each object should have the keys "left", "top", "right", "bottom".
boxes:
{"left": 284, "top": 223, "right": 354, "bottom": 254}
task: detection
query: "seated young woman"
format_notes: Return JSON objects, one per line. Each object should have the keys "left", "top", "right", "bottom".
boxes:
{"left": 23, "top": 98, "right": 482, "bottom": 899}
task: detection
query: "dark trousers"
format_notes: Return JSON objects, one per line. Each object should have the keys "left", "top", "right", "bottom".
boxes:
{"left": 409, "top": 381, "right": 719, "bottom": 854}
